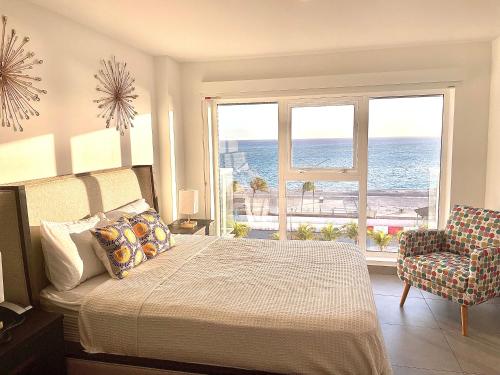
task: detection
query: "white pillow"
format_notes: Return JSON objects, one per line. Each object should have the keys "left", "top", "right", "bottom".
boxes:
{"left": 105, "top": 198, "right": 150, "bottom": 221}
{"left": 40, "top": 213, "right": 107, "bottom": 291}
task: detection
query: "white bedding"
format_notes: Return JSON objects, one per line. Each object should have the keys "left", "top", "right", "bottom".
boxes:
{"left": 78, "top": 235, "right": 392, "bottom": 375}
{"left": 40, "top": 273, "right": 110, "bottom": 312}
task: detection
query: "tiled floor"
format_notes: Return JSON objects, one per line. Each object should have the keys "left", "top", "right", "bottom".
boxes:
{"left": 370, "top": 273, "right": 500, "bottom": 375}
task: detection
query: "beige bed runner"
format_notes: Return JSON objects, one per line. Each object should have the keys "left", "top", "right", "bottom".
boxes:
{"left": 79, "top": 235, "right": 392, "bottom": 374}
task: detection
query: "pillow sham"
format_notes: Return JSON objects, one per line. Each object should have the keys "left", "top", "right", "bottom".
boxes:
{"left": 40, "top": 213, "right": 107, "bottom": 291}
{"left": 105, "top": 198, "right": 150, "bottom": 221}
{"left": 128, "top": 209, "right": 173, "bottom": 259}
{"left": 91, "top": 218, "right": 146, "bottom": 279}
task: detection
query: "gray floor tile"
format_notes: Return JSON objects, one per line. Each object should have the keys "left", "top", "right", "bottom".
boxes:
{"left": 370, "top": 274, "right": 423, "bottom": 298}
{"left": 443, "top": 330, "right": 500, "bottom": 375}
{"left": 381, "top": 324, "right": 462, "bottom": 372}
{"left": 392, "top": 365, "right": 464, "bottom": 375}
{"left": 426, "top": 299, "right": 500, "bottom": 334}
{"left": 375, "top": 295, "right": 438, "bottom": 328}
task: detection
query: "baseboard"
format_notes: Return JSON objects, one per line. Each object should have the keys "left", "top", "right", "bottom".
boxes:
{"left": 367, "top": 264, "right": 397, "bottom": 275}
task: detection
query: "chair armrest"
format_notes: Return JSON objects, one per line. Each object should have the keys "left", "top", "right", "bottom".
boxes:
{"left": 467, "top": 247, "right": 500, "bottom": 302}
{"left": 398, "top": 229, "right": 446, "bottom": 258}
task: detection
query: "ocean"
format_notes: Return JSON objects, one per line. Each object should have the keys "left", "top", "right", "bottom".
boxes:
{"left": 219, "top": 137, "right": 441, "bottom": 191}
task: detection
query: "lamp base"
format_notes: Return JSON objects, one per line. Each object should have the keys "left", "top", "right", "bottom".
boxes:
{"left": 180, "top": 220, "right": 197, "bottom": 229}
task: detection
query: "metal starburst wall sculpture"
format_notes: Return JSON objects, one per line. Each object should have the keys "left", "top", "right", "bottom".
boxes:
{"left": 0, "top": 15, "right": 46, "bottom": 132}
{"left": 94, "top": 57, "right": 138, "bottom": 135}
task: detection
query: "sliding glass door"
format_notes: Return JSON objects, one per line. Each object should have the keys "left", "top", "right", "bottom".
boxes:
{"left": 212, "top": 92, "right": 447, "bottom": 253}
{"left": 216, "top": 103, "right": 279, "bottom": 237}
{"left": 366, "top": 96, "right": 444, "bottom": 252}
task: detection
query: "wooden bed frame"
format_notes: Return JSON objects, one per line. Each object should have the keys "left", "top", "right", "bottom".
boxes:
{"left": 0, "top": 166, "right": 279, "bottom": 375}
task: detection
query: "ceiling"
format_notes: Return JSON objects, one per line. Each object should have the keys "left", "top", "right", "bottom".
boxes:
{"left": 29, "top": 0, "right": 500, "bottom": 61}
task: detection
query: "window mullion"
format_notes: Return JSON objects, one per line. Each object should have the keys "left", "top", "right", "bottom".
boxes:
{"left": 357, "top": 96, "right": 369, "bottom": 253}
{"left": 278, "top": 99, "right": 288, "bottom": 240}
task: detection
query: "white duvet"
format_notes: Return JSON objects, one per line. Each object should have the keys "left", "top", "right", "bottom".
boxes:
{"left": 79, "top": 235, "right": 392, "bottom": 375}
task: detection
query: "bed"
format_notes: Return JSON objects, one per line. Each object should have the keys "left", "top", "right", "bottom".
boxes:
{"left": 0, "top": 166, "right": 391, "bottom": 375}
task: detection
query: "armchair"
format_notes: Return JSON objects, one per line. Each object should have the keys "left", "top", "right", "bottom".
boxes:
{"left": 398, "top": 205, "right": 500, "bottom": 336}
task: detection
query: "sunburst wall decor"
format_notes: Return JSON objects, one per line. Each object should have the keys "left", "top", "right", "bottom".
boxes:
{"left": 94, "top": 57, "right": 138, "bottom": 135}
{"left": 0, "top": 15, "right": 46, "bottom": 132}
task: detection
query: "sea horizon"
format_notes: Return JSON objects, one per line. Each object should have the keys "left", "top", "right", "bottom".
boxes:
{"left": 219, "top": 136, "right": 441, "bottom": 192}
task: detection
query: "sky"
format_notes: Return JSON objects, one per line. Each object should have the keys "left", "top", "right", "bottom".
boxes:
{"left": 217, "top": 96, "right": 444, "bottom": 140}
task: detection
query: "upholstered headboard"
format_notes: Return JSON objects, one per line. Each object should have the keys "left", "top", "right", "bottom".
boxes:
{"left": 0, "top": 165, "right": 158, "bottom": 307}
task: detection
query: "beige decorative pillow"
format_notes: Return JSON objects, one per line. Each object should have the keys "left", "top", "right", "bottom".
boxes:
{"left": 91, "top": 218, "right": 146, "bottom": 279}
{"left": 128, "top": 209, "right": 173, "bottom": 259}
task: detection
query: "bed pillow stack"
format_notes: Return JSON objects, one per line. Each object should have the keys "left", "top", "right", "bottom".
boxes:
{"left": 40, "top": 199, "right": 173, "bottom": 288}
{"left": 40, "top": 213, "right": 107, "bottom": 291}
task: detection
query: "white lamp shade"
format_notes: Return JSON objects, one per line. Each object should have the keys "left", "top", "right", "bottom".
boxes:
{"left": 179, "top": 189, "right": 199, "bottom": 216}
{"left": 0, "top": 252, "right": 4, "bottom": 303}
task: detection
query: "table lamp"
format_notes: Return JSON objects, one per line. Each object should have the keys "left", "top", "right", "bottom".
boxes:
{"left": 179, "top": 189, "right": 198, "bottom": 229}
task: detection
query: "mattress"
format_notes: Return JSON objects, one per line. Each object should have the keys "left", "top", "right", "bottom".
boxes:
{"left": 41, "top": 274, "right": 110, "bottom": 312}
{"left": 78, "top": 235, "right": 392, "bottom": 375}
{"left": 40, "top": 274, "right": 110, "bottom": 342}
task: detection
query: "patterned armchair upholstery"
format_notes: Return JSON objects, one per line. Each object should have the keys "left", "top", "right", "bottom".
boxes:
{"left": 397, "top": 205, "right": 500, "bottom": 335}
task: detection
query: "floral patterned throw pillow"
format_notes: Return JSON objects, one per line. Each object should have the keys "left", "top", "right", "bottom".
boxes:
{"left": 128, "top": 209, "right": 173, "bottom": 259}
{"left": 91, "top": 218, "right": 146, "bottom": 279}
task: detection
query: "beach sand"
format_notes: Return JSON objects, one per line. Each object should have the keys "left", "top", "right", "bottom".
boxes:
{"left": 231, "top": 188, "right": 434, "bottom": 222}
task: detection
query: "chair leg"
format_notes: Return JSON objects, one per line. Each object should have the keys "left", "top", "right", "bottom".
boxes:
{"left": 400, "top": 282, "right": 411, "bottom": 307}
{"left": 461, "top": 305, "right": 468, "bottom": 336}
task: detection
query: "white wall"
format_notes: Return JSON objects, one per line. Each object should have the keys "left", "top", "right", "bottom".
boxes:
{"left": 485, "top": 37, "right": 500, "bottom": 210}
{"left": 181, "top": 42, "right": 492, "bottom": 216}
{"left": 153, "top": 56, "right": 184, "bottom": 222}
{"left": 0, "top": 0, "right": 155, "bottom": 184}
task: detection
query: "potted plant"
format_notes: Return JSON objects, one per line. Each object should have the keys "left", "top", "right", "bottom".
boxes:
{"left": 396, "top": 230, "right": 405, "bottom": 243}
{"left": 295, "top": 223, "right": 315, "bottom": 240}
{"left": 320, "top": 223, "right": 342, "bottom": 241}
{"left": 342, "top": 222, "right": 359, "bottom": 244}
{"left": 368, "top": 230, "right": 393, "bottom": 251}
{"left": 232, "top": 222, "right": 251, "bottom": 238}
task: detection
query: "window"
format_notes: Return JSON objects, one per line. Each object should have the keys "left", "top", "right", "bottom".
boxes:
{"left": 291, "top": 104, "right": 356, "bottom": 170}
{"left": 216, "top": 103, "right": 279, "bottom": 237}
{"left": 366, "top": 96, "right": 443, "bottom": 252}
{"left": 210, "top": 91, "right": 450, "bottom": 254}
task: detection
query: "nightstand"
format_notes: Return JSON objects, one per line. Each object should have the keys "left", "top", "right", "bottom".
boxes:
{"left": 0, "top": 309, "right": 65, "bottom": 375}
{"left": 168, "top": 219, "right": 214, "bottom": 236}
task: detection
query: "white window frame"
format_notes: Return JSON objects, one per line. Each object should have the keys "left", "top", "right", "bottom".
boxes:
{"left": 208, "top": 87, "right": 454, "bottom": 260}
{"left": 286, "top": 98, "right": 360, "bottom": 174}
{"left": 280, "top": 96, "right": 365, "bottom": 241}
